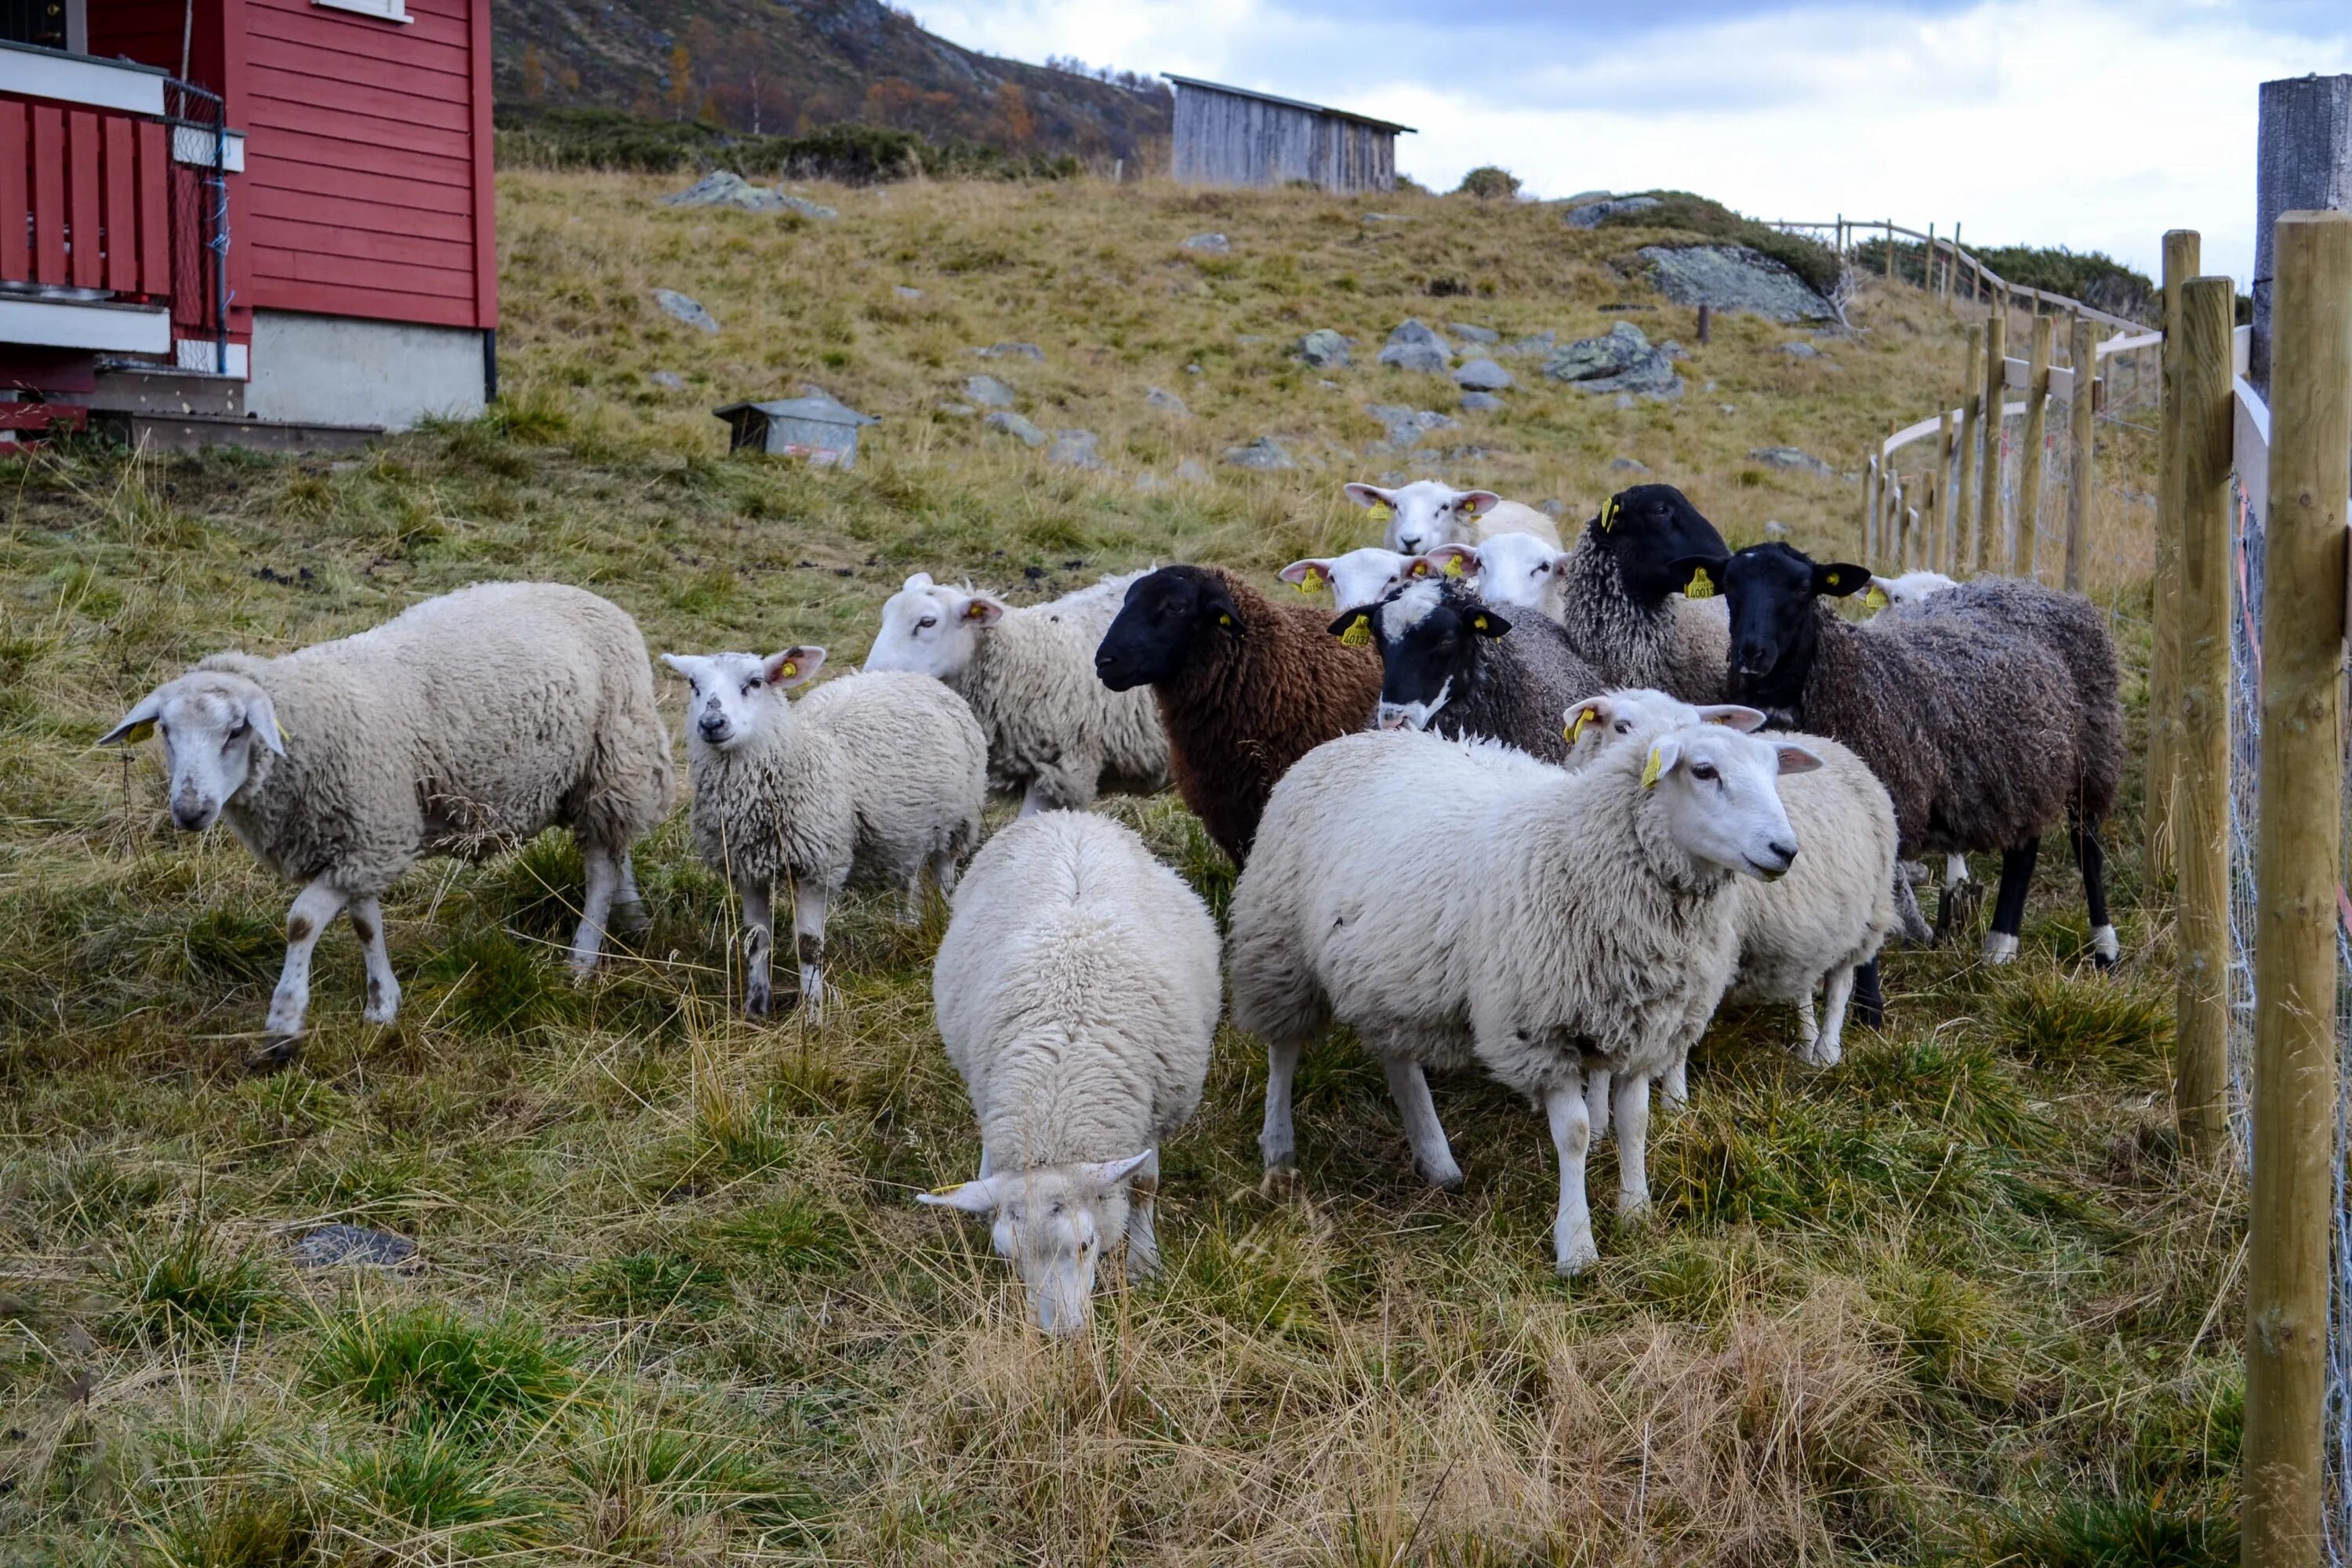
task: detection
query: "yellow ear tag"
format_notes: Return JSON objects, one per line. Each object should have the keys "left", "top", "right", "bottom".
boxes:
{"left": 1641, "top": 746, "right": 1664, "bottom": 789}
{"left": 1823, "top": 571, "right": 1842, "bottom": 590}
{"left": 274, "top": 718, "right": 292, "bottom": 745}
{"left": 1218, "top": 614, "right": 1232, "bottom": 626}
{"left": 122, "top": 720, "right": 155, "bottom": 744}
{"left": 1370, "top": 503, "right": 1392, "bottom": 520}
{"left": 1294, "top": 567, "right": 1323, "bottom": 595}
{"left": 1685, "top": 568, "right": 1715, "bottom": 600}
{"left": 1472, "top": 615, "right": 1489, "bottom": 632}
{"left": 1600, "top": 496, "right": 1617, "bottom": 532}
{"left": 1340, "top": 614, "right": 1372, "bottom": 648}
{"left": 1567, "top": 709, "right": 1594, "bottom": 744}
{"left": 780, "top": 661, "right": 798, "bottom": 680}
{"left": 1864, "top": 585, "right": 1888, "bottom": 610}
{"left": 964, "top": 601, "right": 991, "bottom": 619}
{"left": 925, "top": 1182, "right": 971, "bottom": 1198}
{"left": 1442, "top": 554, "right": 1466, "bottom": 578}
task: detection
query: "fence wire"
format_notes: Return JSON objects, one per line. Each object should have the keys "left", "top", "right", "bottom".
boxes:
{"left": 2223, "top": 474, "right": 2352, "bottom": 1561}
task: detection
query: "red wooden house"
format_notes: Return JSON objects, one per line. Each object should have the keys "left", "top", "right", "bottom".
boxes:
{"left": 2, "top": 0, "right": 495, "bottom": 444}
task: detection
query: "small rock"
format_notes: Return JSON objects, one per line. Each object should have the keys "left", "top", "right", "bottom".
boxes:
{"left": 659, "top": 171, "right": 782, "bottom": 211}
{"left": 1765, "top": 520, "right": 1791, "bottom": 538}
{"left": 1498, "top": 329, "right": 1558, "bottom": 358}
{"left": 1362, "top": 212, "right": 1410, "bottom": 223}
{"left": 777, "top": 193, "right": 839, "bottom": 220}
{"left": 289, "top": 1224, "right": 416, "bottom": 1270}
{"left": 653, "top": 289, "right": 719, "bottom": 334}
{"left": 1778, "top": 340, "right": 1822, "bottom": 359}
{"left": 1367, "top": 404, "right": 1457, "bottom": 448}
{"left": 1447, "top": 322, "right": 1501, "bottom": 345}
{"left": 940, "top": 403, "right": 978, "bottom": 417}
{"left": 1145, "top": 386, "right": 1189, "bottom": 416}
{"left": 1749, "top": 445, "right": 1838, "bottom": 477}
{"left": 1459, "top": 391, "right": 1505, "bottom": 413}
{"left": 1298, "top": 329, "right": 1352, "bottom": 369}
{"left": 1317, "top": 379, "right": 1341, "bottom": 390}
{"left": 978, "top": 342, "right": 1045, "bottom": 361}
{"left": 985, "top": 411, "right": 1045, "bottom": 448}
{"left": 1563, "top": 194, "right": 1661, "bottom": 229}
{"left": 964, "top": 374, "right": 1017, "bottom": 409}
{"left": 1185, "top": 362, "right": 1204, "bottom": 376}
{"left": 1454, "top": 358, "right": 1514, "bottom": 391}
{"left": 1236, "top": 333, "right": 1267, "bottom": 345}
{"left": 1719, "top": 404, "right": 1738, "bottom": 414}
{"left": 1175, "top": 458, "right": 1210, "bottom": 483}
{"left": 1614, "top": 394, "right": 1637, "bottom": 410}
{"left": 649, "top": 370, "right": 687, "bottom": 390}
{"left": 895, "top": 285, "right": 924, "bottom": 299}
{"left": 1440, "top": 445, "right": 1491, "bottom": 463}
{"left": 1222, "top": 436, "right": 1297, "bottom": 472}
{"left": 1377, "top": 318, "right": 1452, "bottom": 373}
{"left": 1181, "top": 232, "right": 1231, "bottom": 253}
{"left": 1048, "top": 429, "right": 1104, "bottom": 470}
{"left": 1610, "top": 456, "right": 1650, "bottom": 474}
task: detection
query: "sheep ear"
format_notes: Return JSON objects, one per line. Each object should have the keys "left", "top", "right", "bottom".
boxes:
{"left": 1457, "top": 490, "right": 1501, "bottom": 517}
{"left": 1079, "top": 1152, "right": 1152, "bottom": 1194}
{"left": 766, "top": 646, "right": 826, "bottom": 688}
{"left": 1200, "top": 589, "right": 1243, "bottom": 635}
{"left": 1342, "top": 482, "right": 1391, "bottom": 512}
{"left": 904, "top": 572, "right": 935, "bottom": 592}
{"left": 245, "top": 690, "right": 287, "bottom": 757}
{"left": 916, "top": 1175, "right": 1010, "bottom": 1214}
{"left": 1863, "top": 576, "right": 1894, "bottom": 611}
{"left": 1813, "top": 563, "right": 1869, "bottom": 598}
{"left": 1667, "top": 554, "right": 1730, "bottom": 599}
{"left": 1466, "top": 608, "right": 1510, "bottom": 639}
{"left": 1424, "top": 543, "right": 1479, "bottom": 579}
{"left": 659, "top": 653, "right": 698, "bottom": 681}
{"left": 1329, "top": 608, "right": 1370, "bottom": 641}
{"left": 1773, "top": 742, "right": 1823, "bottom": 776}
{"left": 100, "top": 689, "right": 165, "bottom": 746}
{"left": 1640, "top": 735, "right": 1682, "bottom": 789}
{"left": 958, "top": 594, "right": 1006, "bottom": 628}
{"left": 1563, "top": 695, "right": 1610, "bottom": 745}
{"left": 1694, "top": 704, "right": 1768, "bottom": 732}
{"left": 1278, "top": 559, "right": 1330, "bottom": 589}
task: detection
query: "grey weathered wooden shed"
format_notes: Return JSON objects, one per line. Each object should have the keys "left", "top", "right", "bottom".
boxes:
{"left": 1165, "top": 76, "right": 1414, "bottom": 194}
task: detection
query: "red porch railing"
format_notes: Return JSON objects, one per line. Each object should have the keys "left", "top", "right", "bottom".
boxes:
{"left": 1, "top": 93, "right": 172, "bottom": 301}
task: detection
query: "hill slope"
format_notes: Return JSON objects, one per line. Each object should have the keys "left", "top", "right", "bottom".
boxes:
{"left": 495, "top": 0, "right": 1170, "bottom": 161}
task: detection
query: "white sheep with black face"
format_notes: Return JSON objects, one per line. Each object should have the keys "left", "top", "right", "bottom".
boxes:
{"left": 100, "top": 582, "right": 673, "bottom": 1069}
{"left": 1341, "top": 480, "right": 1564, "bottom": 555}
{"left": 865, "top": 570, "right": 1167, "bottom": 814}
{"left": 918, "top": 811, "right": 1219, "bottom": 1335}
{"left": 663, "top": 648, "right": 985, "bottom": 1020}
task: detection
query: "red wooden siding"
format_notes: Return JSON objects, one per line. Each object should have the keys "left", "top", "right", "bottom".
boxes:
{"left": 0, "top": 95, "right": 174, "bottom": 299}
{"left": 238, "top": 0, "right": 495, "bottom": 331}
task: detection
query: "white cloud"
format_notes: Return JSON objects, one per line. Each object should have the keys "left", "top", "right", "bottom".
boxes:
{"left": 914, "top": 0, "right": 2352, "bottom": 285}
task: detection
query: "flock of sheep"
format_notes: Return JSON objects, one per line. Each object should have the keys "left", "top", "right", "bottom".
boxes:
{"left": 102, "top": 477, "right": 2123, "bottom": 1327}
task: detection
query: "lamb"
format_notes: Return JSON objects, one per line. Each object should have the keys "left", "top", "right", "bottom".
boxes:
{"left": 1230, "top": 719, "right": 1819, "bottom": 1273}
{"left": 662, "top": 648, "right": 986, "bottom": 1020}
{"left": 100, "top": 582, "right": 673, "bottom": 1069}
{"left": 1673, "top": 542, "right": 2125, "bottom": 975}
{"left": 1351, "top": 576, "right": 1603, "bottom": 764}
{"left": 1276, "top": 547, "right": 1415, "bottom": 612}
{"left": 918, "top": 811, "right": 1220, "bottom": 1334}
{"left": 1865, "top": 570, "right": 1959, "bottom": 615}
{"left": 1566, "top": 688, "right": 1899, "bottom": 1075}
{"left": 1343, "top": 480, "right": 1563, "bottom": 555}
{"left": 1092, "top": 565, "right": 1383, "bottom": 866}
{"left": 1551, "top": 484, "right": 1734, "bottom": 702}
{"left": 864, "top": 571, "right": 1169, "bottom": 814}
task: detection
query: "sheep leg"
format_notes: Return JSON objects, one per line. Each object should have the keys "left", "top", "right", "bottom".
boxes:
{"left": 349, "top": 897, "right": 400, "bottom": 1026}
{"left": 610, "top": 851, "right": 651, "bottom": 938}
{"left": 1382, "top": 1057, "right": 1464, "bottom": 1192}
{"left": 929, "top": 848, "right": 960, "bottom": 898}
{"left": 2071, "top": 817, "right": 2117, "bottom": 970}
{"left": 1794, "top": 989, "right": 1821, "bottom": 1063}
{"left": 568, "top": 842, "right": 622, "bottom": 975}
{"left": 1124, "top": 1148, "right": 1162, "bottom": 1279}
{"left": 739, "top": 879, "right": 775, "bottom": 1018}
{"left": 1660, "top": 1054, "right": 1689, "bottom": 1109}
{"left": 1584, "top": 1067, "right": 1612, "bottom": 1143}
{"left": 1814, "top": 967, "right": 1857, "bottom": 1067}
{"left": 792, "top": 880, "right": 833, "bottom": 1023}
{"left": 257, "top": 877, "right": 350, "bottom": 1068}
{"left": 1851, "top": 959, "right": 1886, "bottom": 1029}
{"left": 1543, "top": 1082, "right": 1599, "bottom": 1276}
{"left": 1983, "top": 837, "right": 2041, "bottom": 964}
{"left": 1259, "top": 1036, "right": 1301, "bottom": 1172}
{"left": 1611, "top": 1073, "right": 1651, "bottom": 1222}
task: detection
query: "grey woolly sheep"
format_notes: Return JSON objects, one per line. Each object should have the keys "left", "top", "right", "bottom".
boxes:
{"left": 919, "top": 810, "right": 1220, "bottom": 1334}
{"left": 1553, "top": 485, "right": 1735, "bottom": 702}
{"left": 100, "top": 582, "right": 673, "bottom": 1068}
{"left": 1353, "top": 577, "right": 1603, "bottom": 764}
{"left": 663, "top": 649, "right": 986, "bottom": 1020}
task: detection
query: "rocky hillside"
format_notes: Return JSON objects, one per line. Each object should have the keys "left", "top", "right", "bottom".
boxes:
{"left": 493, "top": 0, "right": 1171, "bottom": 162}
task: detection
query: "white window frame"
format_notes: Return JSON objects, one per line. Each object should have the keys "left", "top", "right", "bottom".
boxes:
{"left": 312, "top": 0, "right": 412, "bottom": 24}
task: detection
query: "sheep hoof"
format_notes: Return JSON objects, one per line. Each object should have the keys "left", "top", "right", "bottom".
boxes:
{"left": 248, "top": 1033, "right": 303, "bottom": 1073}
{"left": 1555, "top": 1236, "right": 1599, "bottom": 1276}
{"left": 1258, "top": 1166, "right": 1305, "bottom": 1202}
{"left": 611, "top": 898, "right": 652, "bottom": 938}
{"left": 1417, "top": 1159, "right": 1466, "bottom": 1193}
{"left": 745, "top": 988, "right": 771, "bottom": 1020}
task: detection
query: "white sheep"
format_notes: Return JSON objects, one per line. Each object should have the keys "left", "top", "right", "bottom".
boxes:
{"left": 1276, "top": 546, "right": 1416, "bottom": 612}
{"left": 1417, "top": 532, "right": 1574, "bottom": 623}
{"left": 1229, "top": 719, "right": 1817, "bottom": 1274}
{"left": 865, "top": 571, "right": 1169, "bottom": 814}
{"left": 919, "top": 810, "right": 1220, "bottom": 1334}
{"left": 662, "top": 649, "right": 985, "bottom": 1020}
{"left": 100, "top": 582, "right": 674, "bottom": 1067}
{"left": 1342, "top": 480, "right": 1564, "bottom": 555}
{"left": 1566, "top": 688, "right": 1898, "bottom": 1076}
{"left": 1865, "top": 570, "right": 1960, "bottom": 614}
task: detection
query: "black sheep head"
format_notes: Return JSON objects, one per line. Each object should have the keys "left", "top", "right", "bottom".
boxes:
{"left": 1667, "top": 542, "right": 1867, "bottom": 712}
{"left": 1094, "top": 565, "right": 1243, "bottom": 691}
{"left": 1334, "top": 577, "right": 1509, "bottom": 732}
{"left": 1590, "top": 485, "right": 1732, "bottom": 606}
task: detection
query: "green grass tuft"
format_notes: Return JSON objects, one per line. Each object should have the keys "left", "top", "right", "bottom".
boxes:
{"left": 112, "top": 1232, "right": 278, "bottom": 1344}
{"left": 308, "top": 1304, "right": 577, "bottom": 1434}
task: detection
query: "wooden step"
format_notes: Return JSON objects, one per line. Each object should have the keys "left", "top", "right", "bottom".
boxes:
{"left": 91, "top": 409, "right": 383, "bottom": 455}
{"left": 89, "top": 365, "right": 247, "bottom": 419}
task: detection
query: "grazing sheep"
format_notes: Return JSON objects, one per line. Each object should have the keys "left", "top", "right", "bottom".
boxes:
{"left": 1343, "top": 480, "right": 1564, "bottom": 554}
{"left": 1553, "top": 484, "right": 1734, "bottom": 702}
{"left": 1093, "top": 565, "right": 1383, "bottom": 866}
{"left": 100, "top": 583, "right": 673, "bottom": 1068}
{"left": 1276, "top": 547, "right": 1415, "bottom": 612}
{"left": 1675, "top": 543, "right": 2124, "bottom": 974}
{"left": 1352, "top": 577, "right": 1603, "bottom": 764}
{"left": 865, "top": 571, "right": 1169, "bottom": 814}
{"left": 1566, "top": 688, "right": 1899, "bottom": 1073}
{"left": 1230, "top": 719, "right": 1818, "bottom": 1273}
{"left": 919, "top": 811, "right": 1220, "bottom": 1334}
{"left": 1421, "top": 532, "right": 1574, "bottom": 623}
{"left": 663, "top": 650, "right": 985, "bottom": 1020}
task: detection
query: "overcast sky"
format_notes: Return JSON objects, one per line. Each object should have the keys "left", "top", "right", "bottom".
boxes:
{"left": 913, "top": 0, "right": 2352, "bottom": 286}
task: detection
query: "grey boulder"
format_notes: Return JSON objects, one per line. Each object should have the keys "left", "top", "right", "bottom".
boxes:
{"left": 1563, "top": 194, "right": 1661, "bottom": 230}
{"left": 1377, "top": 318, "right": 1452, "bottom": 373}
{"left": 1145, "top": 386, "right": 1189, "bottom": 416}
{"left": 1749, "top": 445, "right": 1837, "bottom": 477}
{"left": 289, "top": 1224, "right": 417, "bottom": 1270}
{"left": 964, "top": 374, "right": 1017, "bottom": 409}
{"left": 649, "top": 370, "right": 687, "bottom": 390}
{"left": 978, "top": 342, "right": 1047, "bottom": 361}
{"left": 1498, "top": 328, "right": 1558, "bottom": 358}
{"left": 1222, "top": 436, "right": 1297, "bottom": 471}
{"left": 1367, "top": 404, "right": 1457, "bottom": 448}
{"left": 1049, "top": 429, "right": 1105, "bottom": 470}
{"left": 660, "top": 172, "right": 782, "bottom": 211}
{"left": 1181, "top": 232, "right": 1231, "bottom": 253}
{"left": 1454, "top": 358, "right": 1513, "bottom": 391}
{"left": 1542, "top": 321, "right": 1682, "bottom": 397}
{"left": 985, "top": 412, "right": 1046, "bottom": 448}
{"left": 1447, "top": 322, "right": 1501, "bottom": 345}
{"left": 654, "top": 289, "right": 719, "bottom": 334}
{"left": 778, "top": 194, "right": 839, "bottom": 220}
{"left": 1299, "top": 329, "right": 1352, "bottom": 369}
{"left": 1639, "top": 245, "right": 1835, "bottom": 322}
{"left": 1459, "top": 391, "right": 1506, "bottom": 413}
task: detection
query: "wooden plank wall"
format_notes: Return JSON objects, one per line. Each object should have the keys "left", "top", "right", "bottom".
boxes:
{"left": 1172, "top": 87, "right": 1396, "bottom": 194}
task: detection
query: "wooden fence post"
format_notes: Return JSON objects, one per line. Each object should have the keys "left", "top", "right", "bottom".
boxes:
{"left": 2251, "top": 74, "right": 2352, "bottom": 397}
{"left": 2017, "top": 314, "right": 2055, "bottom": 579}
{"left": 1904, "top": 505, "right": 1918, "bottom": 570}
{"left": 2064, "top": 314, "right": 2096, "bottom": 592}
{"left": 1927, "top": 222, "right": 1937, "bottom": 292}
{"left": 2243, "top": 208, "right": 2352, "bottom": 1568}
{"left": 1976, "top": 310, "right": 2007, "bottom": 574}
{"left": 1861, "top": 453, "right": 1878, "bottom": 561}
{"left": 1958, "top": 325, "right": 1984, "bottom": 570}
{"left": 1885, "top": 221, "right": 1896, "bottom": 281}
{"left": 2146, "top": 228, "right": 2201, "bottom": 890}
{"left": 1950, "top": 222, "right": 1961, "bottom": 300}
{"left": 1935, "top": 408, "right": 1956, "bottom": 571}
{"left": 2170, "top": 275, "right": 2235, "bottom": 1165}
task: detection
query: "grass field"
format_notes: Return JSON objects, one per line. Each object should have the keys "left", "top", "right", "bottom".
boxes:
{"left": 0, "top": 172, "right": 2227, "bottom": 1566}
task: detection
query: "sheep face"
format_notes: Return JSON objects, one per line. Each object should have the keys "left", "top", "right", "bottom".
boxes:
{"left": 660, "top": 648, "right": 826, "bottom": 750}
{"left": 919, "top": 1154, "right": 1151, "bottom": 1336}
{"left": 1561, "top": 689, "right": 1766, "bottom": 766}
{"left": 1588, "top": 485, "right": 1732, "bottom": 606}
{"left": 1344, "top": 480, "right": 1497, "bottom": 555}
{"left": 1094, "top": 566, "right": 1241, "bottom": 691}
{"left": 1642, "top": 722, "right": 1820, "bottom": 882}
{"left": 1865, "top": 571, "right": 1958, "bottom": 615}
{"left": 866, "top": 572, "right": 1005, "bottom": 681}
{"left": 1277, "top": 547, "right": 1413, "bottom": 612}
{"left": 1667, "top": 543, "right": 1867, "bottom": 712}
{"left": 1450, "top": 532, "right": 1571, "bottom": 617}
{"left": 1350, "top": 578, "right": 1508, "bottom": 732}
{"left": 102, "top": 670, "right": 286, "bottom": 833}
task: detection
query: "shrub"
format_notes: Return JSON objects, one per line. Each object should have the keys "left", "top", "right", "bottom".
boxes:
{"left": 1454, "top": 165, "right": 1521, "bottom": 201}
{"left": 494, "top": 108, "right": 1079, "bottom": 183}
{"left": 1596, "top": 190, "right": 1842, "bottom": 296}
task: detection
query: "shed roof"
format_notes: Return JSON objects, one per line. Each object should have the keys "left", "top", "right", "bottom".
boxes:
{"left": 1163, "top": 74, "right": 1417, "bottom": 136}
